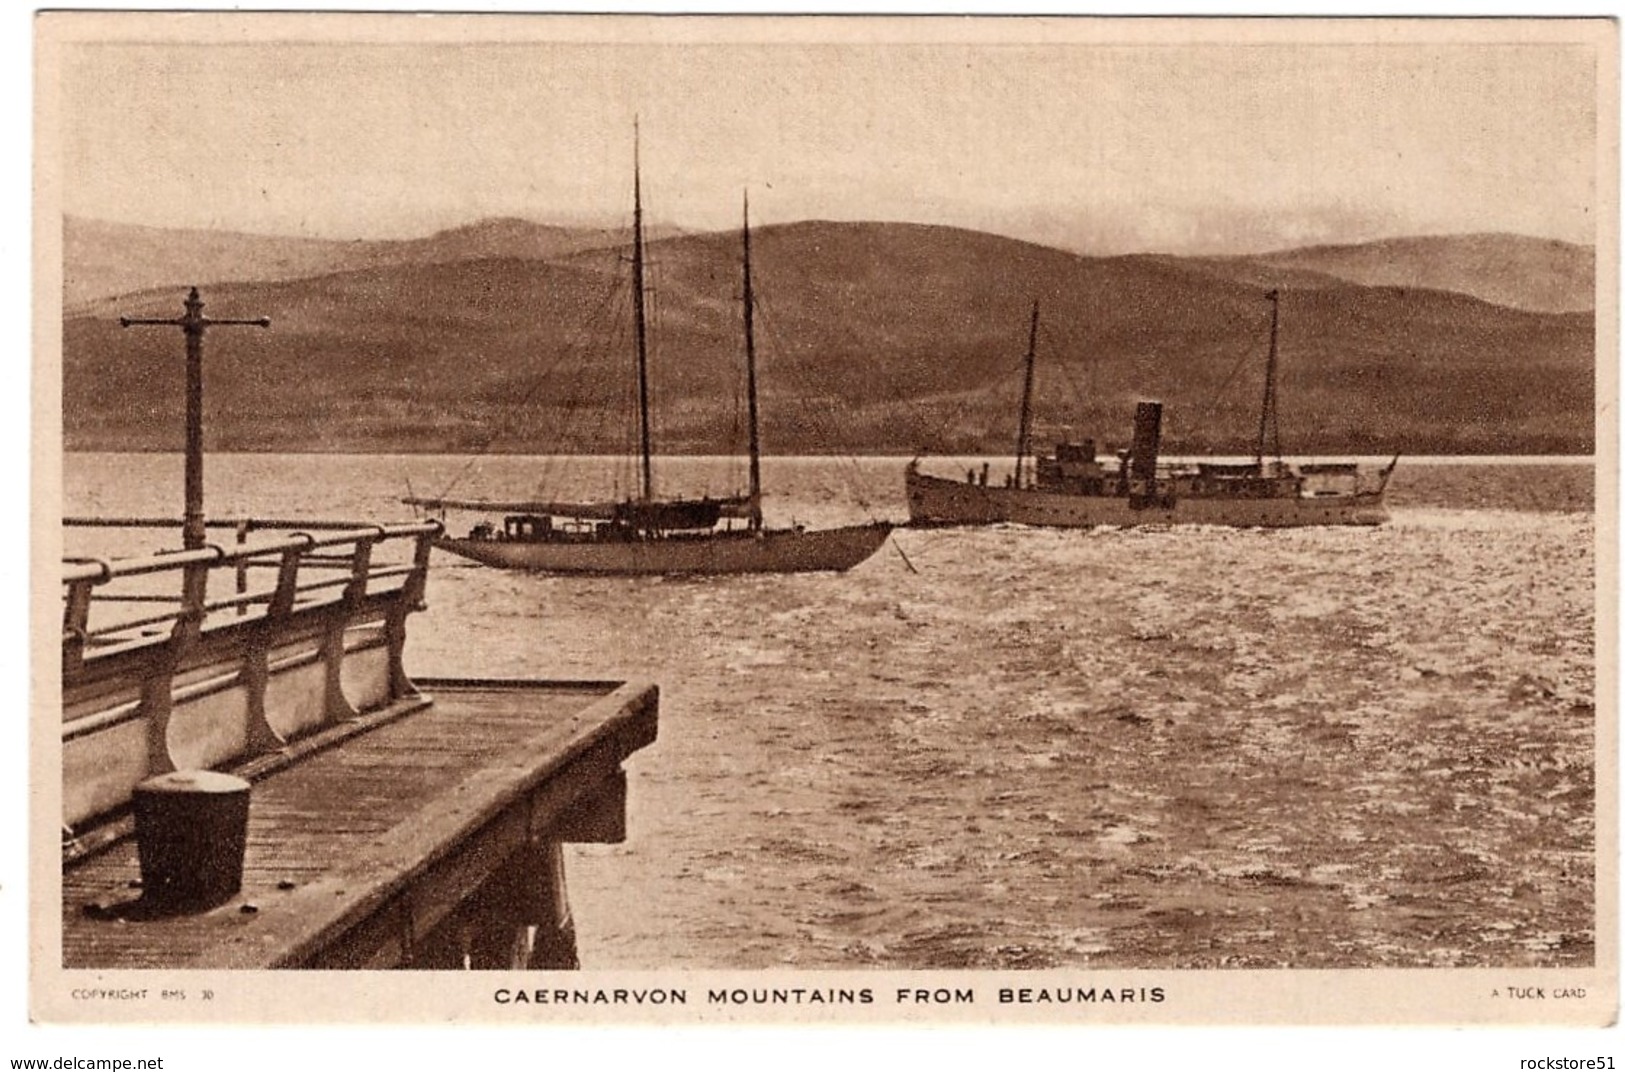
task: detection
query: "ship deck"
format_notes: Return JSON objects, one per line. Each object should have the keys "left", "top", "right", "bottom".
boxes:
{"left": 61, "top": 678, "right": 658, "bottom": 970}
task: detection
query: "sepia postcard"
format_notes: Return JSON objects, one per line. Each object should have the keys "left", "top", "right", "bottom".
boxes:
{"left": 28, "top": 10, "right": 1619, "bottom": 1037}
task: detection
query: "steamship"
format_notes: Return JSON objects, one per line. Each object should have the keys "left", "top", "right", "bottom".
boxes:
{"left": 904, "top": 291, "right": 1397, "bottom": 529}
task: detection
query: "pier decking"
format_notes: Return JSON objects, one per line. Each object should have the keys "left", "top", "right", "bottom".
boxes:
{"left": 63, "top": 678, "right": 657, "bottom": 970}
{"left": 61, "top": 518, "right": 659, "bottom": 970}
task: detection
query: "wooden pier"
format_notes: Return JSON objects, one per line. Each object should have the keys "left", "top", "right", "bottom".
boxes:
{"left": 61, "top": 519, "right": 658, "bottom": 970}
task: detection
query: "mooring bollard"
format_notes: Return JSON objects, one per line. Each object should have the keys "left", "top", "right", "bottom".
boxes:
{"left": 132, "top": 769, "right": 251, "bottom": 914}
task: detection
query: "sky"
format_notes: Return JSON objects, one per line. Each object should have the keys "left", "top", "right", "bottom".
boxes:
{"left": 44, "top": 15, "right": 1608, "bottom": 254}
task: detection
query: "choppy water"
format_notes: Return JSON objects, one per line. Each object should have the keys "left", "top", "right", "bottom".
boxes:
{"left": 60, "top": 454, "right": 1597, "bottom": 969}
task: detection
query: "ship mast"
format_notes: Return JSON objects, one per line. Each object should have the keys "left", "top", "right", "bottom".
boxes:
{"left": 1014, "top": 299, "right": 1040, "bottom": 488}
{"left": 631, "top": 120, "right": 654, "bottom": 502}
{"left": 741, "top": 191, "right": 763, "bottom": 530}
{"left": 1256, "top": 288, "right": 1282, "bottom": 471}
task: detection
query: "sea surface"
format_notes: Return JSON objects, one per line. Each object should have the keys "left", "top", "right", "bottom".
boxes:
{"left": 60, "top": 453, "right": 1598, "bottom": 969}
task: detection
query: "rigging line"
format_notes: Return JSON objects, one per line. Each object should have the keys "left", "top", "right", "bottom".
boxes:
{"left": 746, "top": 244, "right": 891, "bottom": 519}
{"left": 890, "top": 533, "right": 919, "bottom": 574}
{"left": 1033, "top": 317, "right": 1100, "bottom": 443}
{"left": 1267, "top": 296, "right": 1287, "bottom": 460}
{"left": 881, "top": 317, "right": 1041, "bottom": 469}
{"left": 920, "top": 330, "right": 1034, "bottom": 459}
{"left": 984, "top": 347, "right": 1037, "bottom": 450}
{"left": 531, "top": 279, "right": 594, "bottom": 493}
{"left": 595, "top": 268, "right": 643, "bottom": 497}
{"left": 1028, "top": 312, "right": 1259, "bottom": 455}
{"left": 1047, "top": 346, "right": 1090, "bottom": 419}
{"left": 1181, "top": 326, "right": 1264, "bottom": 452}
{"left": 431, "top": 259, "right": 630, "bottom": 502}
{"left": 593, "top": 282, "right": 641, "bottom": 484}
{"left": 534, "top": 267, "right": 629, "bottom": 500}
{"left": 727, "top": 372, "right": 746, "bottom": 498}
{"left": 913, "top": 329, "right": 1033, "bottom": 485}
{"left": 488, "top": 275, "right": 620, "bottom": 501}
{"left": 750, "top": 289, "right": 879, "bottom": 516}
{"left": 561, "top": 263, "right": 635, "bottom": 501}
{"left": 641, "top": 236, "right": 666, "bottom": 472}
{"left": 914, "top": 376, "right": 978, "bottom": 457}
{"left": 619, "top": 254, "right": 647, "bottom": 502}
{"left": 729, "top": 242, "right": 756, "bottom": 500}
{"left": 539, "top": 269, "right": 627, "bottom": 487}
{"left": 616, "top": 285, "right": 639, "bottom": 502}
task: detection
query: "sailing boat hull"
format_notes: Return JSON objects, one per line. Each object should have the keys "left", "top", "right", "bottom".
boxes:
{"left": 433, "top": 523, "right": 894, "bottom": 575}
{"left": 905, "top": 465, "right": 1389, "bottom": 528}
{"left": 407, "top": 164, "right": 891, "bottom": 574}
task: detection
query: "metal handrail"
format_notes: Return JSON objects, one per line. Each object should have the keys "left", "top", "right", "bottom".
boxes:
{"left": 62, "top": 522, "right": 439, "bottom": 583}
{"left": 64, "top": 516, "right": 420, "bottom": 532}
{"left": 62, "top": 519, "right": 442, "bottom": 663}
{"left": 273, "top": 565, "right": 419, "bottom": 600}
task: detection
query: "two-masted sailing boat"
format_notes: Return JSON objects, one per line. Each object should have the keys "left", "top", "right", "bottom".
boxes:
{"left": 905, "top": 291, "right": 1397, "bottom": 528}
{"left": 404, "top": 155, "right": 891, "bottom": 574}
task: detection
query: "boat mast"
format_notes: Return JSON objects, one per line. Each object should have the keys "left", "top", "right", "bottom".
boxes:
{"left": 1256, "top": 288, "right": 1282, "bottom": 471}
{"left": 741, "top": 191, "right": 763, "bottom": 530}
{"left": 1014, "top": 299, "right": 1040, "bottom": 488}
{"left": 632, "top": 120, "right": 654, "bottom": 502}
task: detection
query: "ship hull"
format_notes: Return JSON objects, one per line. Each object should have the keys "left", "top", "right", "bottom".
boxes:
{"left": 905, "top": 467, "right": 1388, "bottom": 528}
{"left": 433, "top": 522, "right": 894, "bottom": 575}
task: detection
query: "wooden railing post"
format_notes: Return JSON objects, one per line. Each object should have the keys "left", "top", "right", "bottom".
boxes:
{"left": 234, "top": 520, "right": 252, "bottom": 616}
{"left": 387, "top": 528, "right": 436, "bottom": 700}
{"left": 144, "top": 556, "right": 212, "bottom": 772}
{"left": 319, "top": 536, "right": 374, "bottom": 724}
{"left": 61, "top": 577, "right": 95, "bottom": 675}
{"left": 270, "top": 542, "right": 305, "bottom": 617}
{"left": 64, "top": 521, "right": 443, "bottom": 815}
{"left": 342, "top": 535, "right": 376, "bottom": 607}
{"left": 140, "top": 668, "right": 179, "bottom": 777}
{"left": 244, "top": 544, "right": 306, "bottom": 752}
{"left": 404, "top": 527, "right": 434, "bottom": 609}
{"left": 175, "top": 559, "right": 210, "bottom": 642}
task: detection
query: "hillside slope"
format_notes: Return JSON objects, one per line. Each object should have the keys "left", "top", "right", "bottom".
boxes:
{"left": 1238, "top": 234, "right": 1595, "bottom": 315}
{"left": 62, "top": 221, "right": 1594, "bottom": 455}
{"left": 62, "top": 215, "right": 660, "bottom": 310}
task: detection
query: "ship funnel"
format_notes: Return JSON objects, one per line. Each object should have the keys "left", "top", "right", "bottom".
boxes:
{"left": 1130, "top": 401, "right": 1163, "bottom": 481}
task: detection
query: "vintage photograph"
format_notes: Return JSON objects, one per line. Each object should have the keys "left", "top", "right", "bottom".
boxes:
{"left": 31, "top": 11, "right": 1616, "bottom": 1030}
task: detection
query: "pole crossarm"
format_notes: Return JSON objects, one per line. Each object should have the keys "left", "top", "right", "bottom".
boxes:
{"left": 119, "top": 317, "right": 272, "bottom": 328}
{"left": 118, "top": 287, "right": 272, "bottom": 550}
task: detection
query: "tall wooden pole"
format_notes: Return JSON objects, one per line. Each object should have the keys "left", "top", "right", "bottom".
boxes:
{"left": 1014, "top": 300, "right": 1040, "bottom": 489}
{"left": 630, "top": 120, "right": 653, "bottom": 503}
{"left": 741, "top": 191, "right": 763, "bottom": 530}
{"left": 1256, "top": 289, "right": 1281, "bottom": 471}
{"left": 120, "top": 287, "right": 270, "bottom": 549}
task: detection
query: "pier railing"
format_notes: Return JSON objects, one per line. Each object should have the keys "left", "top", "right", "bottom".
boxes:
{"left": 61, "top": 518, "right": 442, "bottom": 831}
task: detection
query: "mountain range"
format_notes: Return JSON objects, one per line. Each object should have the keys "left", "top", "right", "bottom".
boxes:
{"left": 59, "top": 216, "right": 1596, "bottom": 456}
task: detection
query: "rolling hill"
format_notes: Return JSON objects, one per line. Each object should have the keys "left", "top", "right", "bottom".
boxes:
{"left": 60, "top": 220, "right": 1595, "bottom": 456}
{"left": 1237, "top": 234, "right": 1595, "bottom": 315}
{"left": 62, "top": 215, "right": 681, "bottom": 311}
